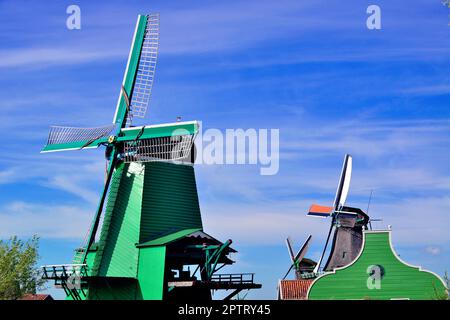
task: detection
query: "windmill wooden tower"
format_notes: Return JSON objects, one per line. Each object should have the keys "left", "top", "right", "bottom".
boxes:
{"left": 41, "top": 14, "right": 261, "bottom": 300}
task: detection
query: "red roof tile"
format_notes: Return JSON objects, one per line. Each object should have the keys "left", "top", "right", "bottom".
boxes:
{"left": 278, "top": 279, "right": 314, "bottom": 300}
{"left": 18, "top": 294, "right": 53, "bottom": 301}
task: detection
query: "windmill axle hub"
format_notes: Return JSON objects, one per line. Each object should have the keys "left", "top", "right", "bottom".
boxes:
{"left": 108, "top": 135, "right": 117, "bottom": 144}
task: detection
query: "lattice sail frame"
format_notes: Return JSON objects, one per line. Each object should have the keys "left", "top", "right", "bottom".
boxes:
{"left": 123, "top": 134, "right": 195, "bottom": 163}
{"left": 127, "top": 14, "right": 159, "bottom": 125}
{"left": 46, "top": 125, "right": 115, "bottom": 146}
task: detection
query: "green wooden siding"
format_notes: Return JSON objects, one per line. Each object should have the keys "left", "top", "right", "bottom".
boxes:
{"left": 308, "top": 231, "right": 447, "bottom": 300}
{"left": 139, "top": 162, "right": 203, "bottom": 242}
{"left": 88, "top": 279, "right": 139, "bottom": 300}
{"left": 84, "top": 249, "right": 97, "bottom": 277}
{"left": 93, "top": 163, "right": 143, "bottom": 278}
{"left": 91, "top": 164, "right": 123, "bottom": 276}
{"left": 137, "top": 246, "right": 166, "bottom": 300}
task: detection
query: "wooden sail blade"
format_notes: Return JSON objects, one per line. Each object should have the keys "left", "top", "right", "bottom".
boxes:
{"left": 41, "top": 125, "right": 114, "bottom": 153}
{"left": 313, "top": 220, "right": 335, "bottom": 274}
{"left": 113, "top": 14, "right": 159, "bottom": 129}
{"left": 282, "top": 235, "right": 312, "bottom": 280}
{"left": 112, "top": 15, "right": 148, "bottom": 129}
{"left": 307, "top": 204, "right": 333, "bottom": 217}
{"left": 282, "top": 263, "right": 295, "bottom": 280}
{"left": 333, "top": 154, "right": 352, "bottom": 211}
{"left": 127, "top": 14, "right": 159, "bottom": 122}
{"left": 285, "top": 237, "right": 296, "bottom": 263}
{"left": 293, "top": 235, "right": 312, "bottom": 264}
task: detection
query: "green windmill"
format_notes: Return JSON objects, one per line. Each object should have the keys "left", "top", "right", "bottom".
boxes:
{"left": 41, "top": 14, "right": 261, "bottom": 300}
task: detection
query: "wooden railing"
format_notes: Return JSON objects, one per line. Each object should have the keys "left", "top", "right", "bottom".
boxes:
{"left": 41, "top": 264, "right": 88, "bottom": 280}
{"left": 211, "top": 273, "right": 255, "bottom": 284}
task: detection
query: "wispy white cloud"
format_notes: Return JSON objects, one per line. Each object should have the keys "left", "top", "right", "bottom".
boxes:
{"left": 201, "top": 193, "right": 450, "bottom": 247}
{"left": 0, "top": 168, "right": 16, "bottom": 184}
{"left": 285, "top": 119, "right": 450, "bottom": 153}
{"left": 2, "top": 0, "right": 447, "bottom": 74}
{"left": 425, "top": 246, "right": 442, "bottom": 256}
{"left": 214, "top": 47, "right": 450, "bottom": 70}
{"left": 189, "top": 117, "right": 450, "bottom": 249}
{"left": 0, "top": 47, "right": 125, "bottom": 69}
{"left": 0, "top": 155, "right": 104, "bottom": 205}
{"left": 194, "top": 118, "right": 450, "bottom": 206}
{"left": 0, "top": 201, "right": 91, "bottom": 239}
{"left": 199, "top": 195, "right": 450, "bottom": 249}
{"left": 158, "top": 1, "right": 325, "bottom": 54}
{"left": 371, "top": 195, "right": 450, "bottom": 245}
{"left": 202, "top": 201, "right": 329, "bottom": 246}
{"left": 400, "top": 84, "right": 450, "bottom": 96}
{"left": 45, "top": 175, "right": 99, "bottom": 205}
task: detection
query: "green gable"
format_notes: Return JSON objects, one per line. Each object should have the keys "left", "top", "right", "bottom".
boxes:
{"left": 308, "top": 231, "right": 447, "bottom": 300}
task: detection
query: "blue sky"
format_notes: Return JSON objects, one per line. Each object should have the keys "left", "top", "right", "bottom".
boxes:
{"left": 0, "top": 0, "right": 449, "bottom": 299}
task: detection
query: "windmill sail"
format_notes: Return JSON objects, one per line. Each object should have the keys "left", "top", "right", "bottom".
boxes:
{"left": 286, "top": 238, "right": 296, "bottom": 263}
{"left": 113, "top": 14, "right": 159, "bottom": 128}
{"left": 282, "top": 235, "right": 312, "bottom": 280}
{"left": 42, "top": 125, "right": 115, "bottom": 152}
{"left": 333, "top": 154, "right": 352, "bottom": 211}
{"left": 127, "top": 14, "right": 159, "bottom": 122}
{"left": 307, "top": 204, "right": 333, "bottom": 217}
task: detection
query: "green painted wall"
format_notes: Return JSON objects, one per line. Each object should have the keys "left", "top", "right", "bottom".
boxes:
{"left": 72, "top": 246, "right": 96, "bottom": 272}
{"left": 84, "top": 250, "right": 96, "bottom": 273}
{"left": 140, "top": 161, "right": 203, "bottom": 242}
{"left": 93, "top": 162, "right": 143, "bottom": 278}
{"left": 308, "top": 231, "right": 447, "bottom": 300}
{"left": 88, "top": 279, "right": 139, "bottom": 300}
{"left": 137, "top": 246, "right": 166, "bottom": 300}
